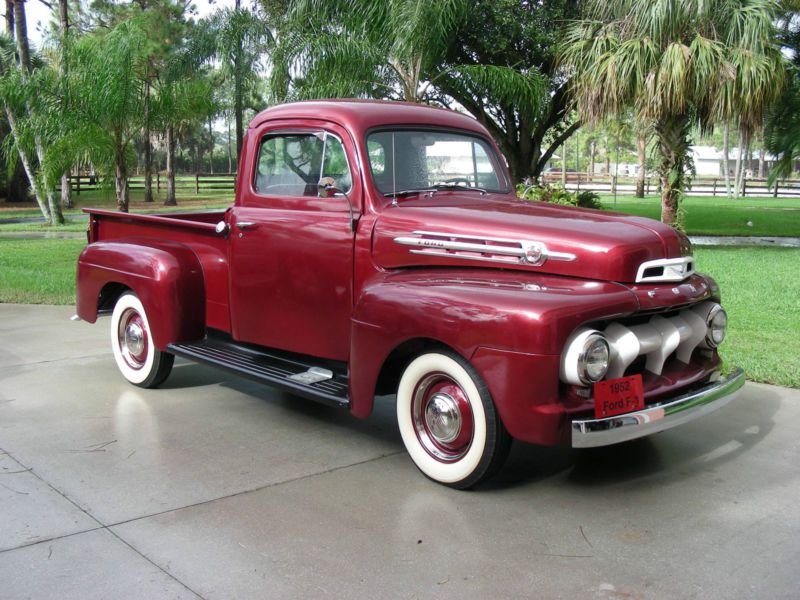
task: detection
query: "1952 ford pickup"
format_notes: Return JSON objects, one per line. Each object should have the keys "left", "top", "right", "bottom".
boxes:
{"left": 75, "top": 100, "right": 745, "bottom": 489}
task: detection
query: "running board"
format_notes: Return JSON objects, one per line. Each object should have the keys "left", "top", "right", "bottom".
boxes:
{"left": 168, "top": 333, "right": 350, "bottom": 409}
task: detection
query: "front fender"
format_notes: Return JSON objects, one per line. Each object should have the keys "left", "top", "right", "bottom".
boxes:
{"left": 76, "top": 239, "right": 206, "bottom": 350}
{"left": 348, "top": 269, "right": 638, "bottom": 430}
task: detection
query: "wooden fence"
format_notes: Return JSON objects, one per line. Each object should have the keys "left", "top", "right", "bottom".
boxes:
{"left": 540, "top": 172, "right": 800, "bottom": 198}
{"left": 67, "top": 173, "right": 237, "bottom": 195}
{"left": 66, "top": 171, "right": 800, "bottom": 199}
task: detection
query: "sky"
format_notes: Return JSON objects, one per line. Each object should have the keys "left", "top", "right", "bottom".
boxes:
{"left": 24, "top": 0, "right": 233, "bottom": 45}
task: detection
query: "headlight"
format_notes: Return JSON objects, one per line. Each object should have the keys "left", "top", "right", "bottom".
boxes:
{"left": 706, "top": 305, "right": 727, "bottom": 348}
{"left": 580, "top": 335, "right": 610, "bottom": 383}
{"left": 561, "top": 329, "right": 610, "bottom": 385}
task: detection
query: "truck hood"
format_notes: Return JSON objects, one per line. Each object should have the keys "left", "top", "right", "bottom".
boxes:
{"left": 371, "top": 194, "right": 691, "bottom": 283}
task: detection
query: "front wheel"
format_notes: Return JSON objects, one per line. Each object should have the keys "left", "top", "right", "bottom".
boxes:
{"left": 110, "top": 292, "right": 174, "bottom": 388}
{"left": 396, "top": 351, "right": 511, "bottom": 489}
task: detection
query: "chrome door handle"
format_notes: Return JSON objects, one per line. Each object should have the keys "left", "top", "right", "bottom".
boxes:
{"left": 236, "top": 221, "right": 257, "bottom": 230}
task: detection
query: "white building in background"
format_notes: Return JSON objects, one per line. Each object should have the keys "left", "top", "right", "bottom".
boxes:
{"left": 691, "top": 145, "right": 777, "bottom": 177}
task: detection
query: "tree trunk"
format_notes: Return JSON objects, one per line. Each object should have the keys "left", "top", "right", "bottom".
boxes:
{"left": 589, "top": 140, "right": 596, "bottom": 176}
{"left": 58, "top": 0, "right": 72, "bottom": 209}
{"left": 758, "top": 145, "right": 765, "bottom": 179}
{"left": 234, "top": 33, "right": 244, "bottom": 165}
{"left": 13, "top": 0, "right": 62, "bottom": 224}
{"left": 722, "top": 123, "right": 731, "bottom": 198}
{"left": 227, "top": 117, "right": 232, "bottom": 173}
{"left": 655, "top": 116, "right": 690, "bottom": 227}
{"left": 207, "top": 117, "right": 214, "bottom": 174}
{"left": 114, "top": 131, "right": 129, "bottom": 212}
{"left": 13, "top": 0, "right": 30, "bottom": 71}
{"left": 4, "top": 0, "right": 12, "bottom": 33}
{"left": 734, "top": 130, "right": 744, "bottom": 198}
{"left": 5, "top": 108, "right": 49, "bottom": 220}
{"left": 635, "top": 135, "right": 646, "bottom": 198}
{"left": 604, "top": 135, "right": 610, "bottom": 174}
{"left": 165, "top": 125, "right": 177, "bottom": 206}
{"left": 143, "top": 79, "right": 153, "bottom": 202}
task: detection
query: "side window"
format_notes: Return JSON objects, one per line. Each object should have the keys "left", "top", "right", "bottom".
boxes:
{"left": 255, "top": 132, "right": 352, "bottom": 196}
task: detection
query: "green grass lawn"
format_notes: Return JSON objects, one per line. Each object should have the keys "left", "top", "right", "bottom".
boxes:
{"left": 0, "top": 237, "right": 797, "bottom": 388}
{"left": 695, "top": 246, "right": 800, "bottom": 388}
{"left": 0, "top": 238, "right": 86, "bottom": 304}
{"left": 599, "top": 194, "right": 800, "bottom": 237}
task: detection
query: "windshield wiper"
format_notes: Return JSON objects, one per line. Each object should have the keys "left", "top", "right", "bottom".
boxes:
{"left": 433, "top": 183, "right": 487, "bottom": 194}
{"left": 383, "top": 188, "right": 436, "bottom": 197}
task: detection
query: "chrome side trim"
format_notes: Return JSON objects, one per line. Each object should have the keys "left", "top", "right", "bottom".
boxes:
{"left": 635, "top": 256, "right": 695, "bottom": 283}
{"left": 393, "top": 230, "right": 577, "bottom": 267}
{"left": 571, "top": 368, "right": 745, "bottom": 448}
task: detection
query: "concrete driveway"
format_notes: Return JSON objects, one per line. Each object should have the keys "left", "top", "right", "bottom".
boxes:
{"left": 1, "top": 304, "right": 798, "bottom": 600}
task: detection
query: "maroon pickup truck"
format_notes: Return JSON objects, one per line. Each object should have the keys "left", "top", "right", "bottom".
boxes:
{"left": 76, "top": 100, "right": 744, "bottom": 488}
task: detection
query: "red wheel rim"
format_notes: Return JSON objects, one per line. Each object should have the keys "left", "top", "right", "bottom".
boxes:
{"left": 410, "top": 373, "right": 474, "bottom": 462}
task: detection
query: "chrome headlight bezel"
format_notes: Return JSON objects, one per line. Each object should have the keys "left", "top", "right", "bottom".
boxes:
{"left": 561, "top": 328, "right": 610, "bottom": 386}
{"left": 705, "top": 304, "right": 728, "bottom": 348}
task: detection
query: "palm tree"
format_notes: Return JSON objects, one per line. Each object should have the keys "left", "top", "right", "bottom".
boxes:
{"left": 560, "top": 0, "right": 785, "bottom": 226}
{"left": 201, "top": 5, "right": 272, "bottom": 164}
{"left": 44, "top": 17, "right": 150, "bottom": 212}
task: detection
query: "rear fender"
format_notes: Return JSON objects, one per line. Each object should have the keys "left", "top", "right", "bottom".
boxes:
{"left": 76, "top": 239, "right": 205, "bottom": 350}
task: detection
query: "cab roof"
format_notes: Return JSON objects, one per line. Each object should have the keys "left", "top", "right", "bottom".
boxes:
{"left": 249, "top": 99, "right": 488, "bottom": 138}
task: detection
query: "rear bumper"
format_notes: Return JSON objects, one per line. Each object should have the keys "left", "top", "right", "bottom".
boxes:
{"left": 571, "top": 368, "right": 745, "bottom": 448}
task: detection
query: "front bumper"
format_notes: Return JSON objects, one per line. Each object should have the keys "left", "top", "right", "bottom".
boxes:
{"left": 571, "top": 368, "right": 745, "bottom": 448}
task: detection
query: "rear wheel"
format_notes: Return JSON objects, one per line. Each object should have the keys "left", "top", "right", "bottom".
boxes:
{"left": 396, "top": 350, "right": 511, "bottom": 489}
{"left": 110, "top": 292, "right": 173, "bottom": 388}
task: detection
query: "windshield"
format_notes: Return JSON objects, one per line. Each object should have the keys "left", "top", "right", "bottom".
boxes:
{"left": 366, "top": 129, "right": 510, "bottom": 196}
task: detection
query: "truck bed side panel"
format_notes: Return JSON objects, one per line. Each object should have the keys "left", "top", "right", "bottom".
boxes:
{"left": 83, "top": 210, "right": 232, "bottom": 333}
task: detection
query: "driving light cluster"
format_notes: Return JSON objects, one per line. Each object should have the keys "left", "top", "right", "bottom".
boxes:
{"left": 560, "top": 301, "right": 729, "bottom": 387}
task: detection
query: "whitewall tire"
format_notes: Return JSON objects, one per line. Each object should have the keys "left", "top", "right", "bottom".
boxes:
{"left": 396, "top": 351, "right": 511, "bottom": 489}
{"left": 110, "top": 292, "right": 174, "bottom": 388}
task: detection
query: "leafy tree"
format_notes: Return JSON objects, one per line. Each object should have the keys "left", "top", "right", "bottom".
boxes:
{"left": 561, "top": 0, "right": 785, "bottom": 225}
{"left": 0, "top": 2, "right": 64, "bottom": 225}
{"left": 435, "top": 0, "right": 581, "bottom": 183}
{"left": 44, "top": 17, "right": 151, "bottom": 212}
{"left": 764, "top": 2, "right": 800, "bottom": 181}
{"left": 275, "top": 0, "right": 549, "bottom": 183}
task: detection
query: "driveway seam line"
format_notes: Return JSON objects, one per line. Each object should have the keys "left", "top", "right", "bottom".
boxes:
{"left": 0, "top": 352, "right": 110, "bottom": 370}
{"left": 0, "top": 446, "right": 208, "bottom": 600}
{"left": 107, "top": 450, "right": 406, "bottom": 529}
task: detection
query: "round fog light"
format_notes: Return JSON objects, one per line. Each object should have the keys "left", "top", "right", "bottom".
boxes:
{"left": 580, "top": 335, "right": 610, "bottom": 384}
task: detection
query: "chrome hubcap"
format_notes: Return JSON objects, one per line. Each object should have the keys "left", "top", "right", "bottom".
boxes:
{"left": 424, "top": 393, "right": 461, "bottom": 444}
{"left": 117, "top": 309, "right": 148, "bottom": 370}
{"left": 411, "top": 373, "right": 474, "bottom": 462}
{"left": 124, "top": 322, "right": 145, "bottom": 357}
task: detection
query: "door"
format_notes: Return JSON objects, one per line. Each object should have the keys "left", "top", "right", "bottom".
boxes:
{"left": 229, "top": 124, "right": 359, "bottom": 361}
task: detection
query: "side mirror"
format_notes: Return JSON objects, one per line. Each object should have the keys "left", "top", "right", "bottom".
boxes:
{"left": 318, "top": 176, "right": 339, "bottom": 198}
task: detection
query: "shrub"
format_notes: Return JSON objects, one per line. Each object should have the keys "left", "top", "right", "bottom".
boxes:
{"left": 516, "top": 184, "right": 603, "bottom": 210}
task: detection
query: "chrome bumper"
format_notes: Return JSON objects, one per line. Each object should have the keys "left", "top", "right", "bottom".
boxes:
{"left": 571, "top": 368, "right": 745, "bottom": 448}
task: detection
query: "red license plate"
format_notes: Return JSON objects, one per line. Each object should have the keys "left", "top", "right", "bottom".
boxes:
{"left": 594, "top": 375, "right": 645, "bottom": 418}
